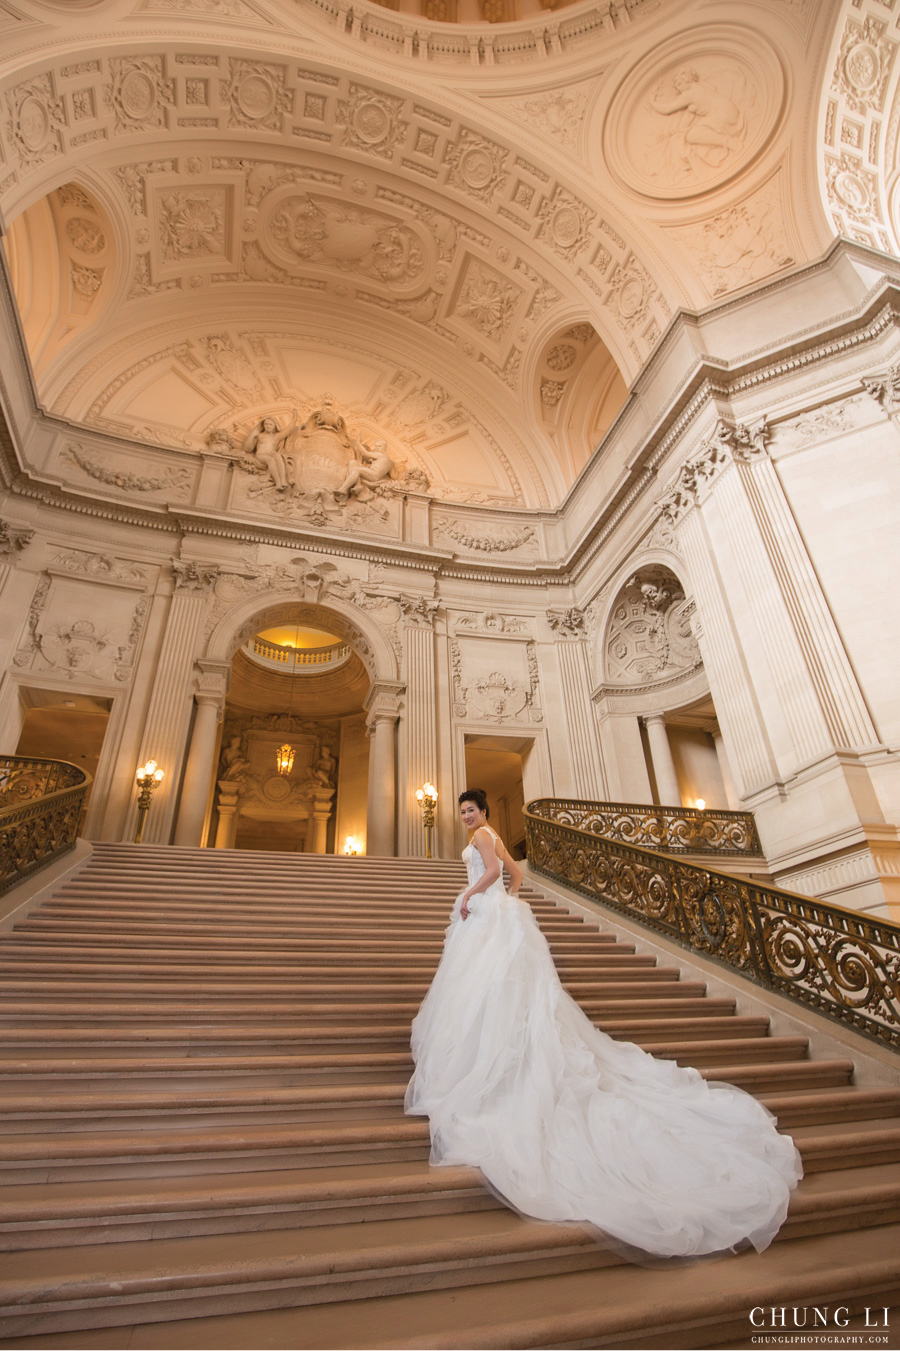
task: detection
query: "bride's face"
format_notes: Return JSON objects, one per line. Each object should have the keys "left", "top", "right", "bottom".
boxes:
{"left": 460, "top": 800, "right": 486, "bottom": 830}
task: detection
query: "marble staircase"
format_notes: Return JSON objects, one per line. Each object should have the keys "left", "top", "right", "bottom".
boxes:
{"left": 0, "top": 844, "right": 898, "bottom": 1349}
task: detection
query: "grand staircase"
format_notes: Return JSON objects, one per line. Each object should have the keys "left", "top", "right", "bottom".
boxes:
{"left": 0, "top": 844, "right": 898, "bottom": 1349}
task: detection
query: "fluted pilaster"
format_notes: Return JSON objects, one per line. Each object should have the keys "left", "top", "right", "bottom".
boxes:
{"left": 401, "top": 614, "right": 438, "bottom": 857}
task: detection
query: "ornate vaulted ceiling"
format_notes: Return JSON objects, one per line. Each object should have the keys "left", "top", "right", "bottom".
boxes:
{"left": 0, "top": 0, "right": 887, "bottom": 511}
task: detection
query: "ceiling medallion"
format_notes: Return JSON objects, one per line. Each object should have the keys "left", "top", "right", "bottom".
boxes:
{"left": 120, "top": 70, "right": 156, "bottom": 120}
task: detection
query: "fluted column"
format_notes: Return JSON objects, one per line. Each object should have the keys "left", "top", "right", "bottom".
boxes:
{"left": 547, "top": 609, "right": 606, "bottom": 800}
{"left": 173, "top": 663, "right": 228, "bottom": 846}
{"left": 365, "top": 680, "right": 404, "bottom": 857}
{"left": 400, "top": 599, "right": 439, "bottom": 857}
{"left": 713, "top": 728, "right": 739, "bottom": 810}
{"left": 643, "top": 713, "right": 681, "bottom": 806}
{"left": 126, "top": 563, "right": 219, "bottom": 844}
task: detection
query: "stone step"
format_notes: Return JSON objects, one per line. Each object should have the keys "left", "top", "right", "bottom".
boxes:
{"left": 0, "top": 975, "right": 698, "bottom": 1002}
{"left": 0, "top": 1014, "right": 771, "bottom": 1053}
{"left": 0, "top": 1158, "right": 897, "bottom": 1254}
{"left": 0, "top": 1209, "right": 896, "bottom": 1343}
{"left": 0, "top": 1207, "right": 616, "bottom": 1340}
{"left": 0, "top": 1084, "right": 892, "bottom": 1139}
{"left": 0, "top": 951, "right": 659, "bottom": 978}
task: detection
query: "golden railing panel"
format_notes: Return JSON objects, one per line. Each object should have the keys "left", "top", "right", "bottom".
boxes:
{"left": 524, "top": 803, "right": 900, "bottom": 1050}
{"left": 527, "top": 797, "right": 762, "bottom": 855}
{"left": 0, "top": 756, "right": 90, "bottom": 896}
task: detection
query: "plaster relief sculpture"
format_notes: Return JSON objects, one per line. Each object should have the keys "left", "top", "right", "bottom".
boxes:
{"left": 336, "top": 440, "right": 394, "bottom": 501}
{"left": 159, "top": 189, "right": 226, "bottom": 260}
{"left": 308, "top": 744, "right": 336, "bottom": 788}
{"left": 337, "top": 85, "right": 408, "bottom": 160}
{"left": 833, "top": 15, "right": 897, "bottom": 116}
{"left": 547, "top": 608, "right": 585, "bottom": 639}
{"left": 666, "top": 179, "right": 794, "bottom": 297}
{"left": 105, "top": 56, "right": 174, "bottom": 134}
{"left": 222, "top": 59, "right": 292, "bottom": 132}
{"left": 220, "top": 734, "right": 251, "bottom": 782}
{"left": 536, "top": 187, "right": 594, "bottom": 262}
{"left": 435, "top": 518, "right": 536, "bottom": 554}
{"left": 451, "top": 637, "right": 542, "bottom": 723}
{"left": 262, "top": 193, "right": 427, "bottom": 288}
{"left": 445, "top": 129, "right": 510, "bottom": 203}
{"left": 0, "top": 521, "right": 33, "bottom": 557}
{"left": 6, "top": 73, "right": 66, "bottom": 170}
{"left": 452, "top": 257, "right": 523, "bottom": 344}
{"left": 242, "top": 414, "right": 299, "bottom": 492}
{"left": 608, "top": 34, "right": 782, "bottom": 199}
{"left": 504, "top": 89, "right": 590, "bottom": 153}
{"left": 454, "top": 611, "right": 530, "bottom": 635}
{"left": 64, "top": 444, "right": 191, "bottom": 496}
{"left": 604, "top": 566, "right": 701, "bottom": 687}
{"left": 50, "top": 550, "right": 151, "bottom": 586}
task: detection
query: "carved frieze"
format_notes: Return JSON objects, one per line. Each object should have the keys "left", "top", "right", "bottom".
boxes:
{"left": 454, "top": 611, "right": 531, "bottom": 635}
{"left": 434, "top": 518, "right": 536, "bottom": 554}
{"left": 64, "top": 444, "right": 191, "bottom": 497}
{"left": 50, "top": 549, "right": 152, "bottom": 586}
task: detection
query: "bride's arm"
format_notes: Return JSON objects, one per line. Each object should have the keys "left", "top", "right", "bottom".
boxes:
{"left": 494, "top": 837, "right": 524, "bottom": 897}
{"left": 460, "top": 827, "right": 502, "bottom": 920}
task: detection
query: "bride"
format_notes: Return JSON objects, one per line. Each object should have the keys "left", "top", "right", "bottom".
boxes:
{"left": 404, "top": 788, "right": 803, "bottom": 1259}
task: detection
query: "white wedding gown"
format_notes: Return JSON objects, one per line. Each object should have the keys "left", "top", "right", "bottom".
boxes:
{"left": 404, "top": 827, "right": 803, "bottom": 1258}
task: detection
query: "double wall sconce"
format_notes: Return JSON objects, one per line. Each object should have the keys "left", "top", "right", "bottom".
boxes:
{"left": 415, "top": 781, "right": 438, "bottom": 859}
{"left": 134, "top": 759, "right": 164, "bottom": 844}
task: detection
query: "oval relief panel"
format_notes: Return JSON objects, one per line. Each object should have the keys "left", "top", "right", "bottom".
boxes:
{"left": 603, "top": 27, "right": 785, "bottom": 200}
{"left": 257, "top": 188, "right": 433, "bottom": 295}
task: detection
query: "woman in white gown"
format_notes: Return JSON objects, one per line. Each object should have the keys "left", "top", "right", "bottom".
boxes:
{"left": 404, "top": 789, "right": 803, "bottom": 1259}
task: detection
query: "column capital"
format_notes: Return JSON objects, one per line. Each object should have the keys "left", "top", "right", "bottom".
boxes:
{"left": 194, "top": 658, "right": 230, "bottom": 704}
{"left": 364, "top": 679, "right": 404, "bottom": 730}
{"left": 172, "top": 560, "right": 220, "bottom": 593}
{"left": 546, "top": 607, "right": 586, "bottom": 639}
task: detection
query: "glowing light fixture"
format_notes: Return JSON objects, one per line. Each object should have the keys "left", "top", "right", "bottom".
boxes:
{"left": 134, "top": 758, "right": 164, "bottom": 844}
{"left": 416, "top": 780, "right": 438, "bottom": 858}
{"left": 695, "top": 798, "right": 706, "bottom": 811}
{"left": 344, "top": 835, "right": 362, "bottom": 855}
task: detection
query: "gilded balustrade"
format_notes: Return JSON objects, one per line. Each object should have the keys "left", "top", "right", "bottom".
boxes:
{"left": 528, "top": 797, "right": 762, "bottom": 856}
{"left": 0, "top": 756, "right": 90, "bottom": 896}
{"left": 524, "top": 802, "right": 900, "bottom": 1050}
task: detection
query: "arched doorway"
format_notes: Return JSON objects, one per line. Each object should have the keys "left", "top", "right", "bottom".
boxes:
{"left": 210, "top": 612, "right": 371, "bottom": 854}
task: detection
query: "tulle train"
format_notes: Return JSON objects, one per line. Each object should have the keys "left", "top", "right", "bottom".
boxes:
{"left": 405, "top": 877, "right": 803, "bottom": 1259}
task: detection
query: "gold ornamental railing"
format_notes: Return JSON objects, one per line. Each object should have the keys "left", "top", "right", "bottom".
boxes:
{"left": 528, "top": 797, "right": 763, "bottom": 856}
{"left": 0, "top": 756, "right": 91, "bottom": 897}
{"left": 524, "top": 800, "right": 900, "bottom": 1051}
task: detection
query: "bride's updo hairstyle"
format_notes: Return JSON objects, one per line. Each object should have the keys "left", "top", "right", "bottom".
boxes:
{"left": 458, "top": 788, "right": 490, "bottom": 818}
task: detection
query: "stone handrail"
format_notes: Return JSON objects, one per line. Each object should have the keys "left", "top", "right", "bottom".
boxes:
{"left": 527, "top": 797, "right": 763, "bottom": 856}
{"left": 524, "top": 800, "right": 900, "bottom": 1051}
{"left": 0, "top": 756, "right": 91, "bottom": 896}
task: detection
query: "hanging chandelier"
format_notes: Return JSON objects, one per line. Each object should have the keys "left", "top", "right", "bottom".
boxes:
{"left": 276, "top": 617, "right": 300, "bottom": 777}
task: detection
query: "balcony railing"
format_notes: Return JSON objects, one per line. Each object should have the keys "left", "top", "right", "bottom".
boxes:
{"left": 0, "top": 756, "right": 91, "bottom": 896}
{"left": 527, "top": 797, "right": 762, "bottom": 856}
{"left": 524, "top": 799, "right": 900, "bottom": 1051}
{"left": 246, "top": 637, "right": 351, "bottom": 673}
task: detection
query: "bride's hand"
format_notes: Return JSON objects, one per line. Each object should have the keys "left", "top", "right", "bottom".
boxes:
{"left": 460, "top": 891, "right": 473, "bottom": 921}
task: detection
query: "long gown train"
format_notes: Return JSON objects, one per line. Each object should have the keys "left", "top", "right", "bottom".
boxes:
{"left": 404, "top": 828, "right": 803, "bottom": 1259}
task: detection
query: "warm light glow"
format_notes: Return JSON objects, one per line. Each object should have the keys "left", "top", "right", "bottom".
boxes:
{"left": 275, "top": 743, "right": 295, "bottom": 777}
{"left": 344, "top": 836, "right": 362, "bottom": 855}
{"left": 136, "top": 759, "right": 162, "bottom": 782}
{"left": 417, "top": 781, "right": 438, "bottom": 802}
{"left": 695, "top": 798, "right": 706, "bottom": 811}
{"left": 416, "top": 788, "right": 424, "bottom": 801}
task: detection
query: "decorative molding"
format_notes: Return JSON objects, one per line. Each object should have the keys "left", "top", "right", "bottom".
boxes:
{"left": 172, "top": 560, "right": 220, "bottom": 592}
{"left": 0, "top": 520, "right": 34, "bottom": 557}
{"left": 434, "top": 517, "right": 536, "bottom": 554}
{"left": 64, "top": 444, "right": 192, "bottom": 496}
{"left": 547, "top": 607, "right": 586, "bottom": 639}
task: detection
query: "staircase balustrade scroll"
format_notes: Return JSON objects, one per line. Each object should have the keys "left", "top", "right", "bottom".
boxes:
{"left": 528, "top": 797, "right": 763, "bottom": 856}
{"left": 0, "top": 755, "right": 91, "bottom": 896}
{"left": 524, "top": 801, "right": 900, "bottom": 1051}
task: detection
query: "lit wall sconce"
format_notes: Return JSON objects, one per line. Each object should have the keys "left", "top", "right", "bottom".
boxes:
{"left": 695, "top": 798, "right": 706, "bottom": 812}
{"left": 134, "top": 759, "right": 164, "bottom": 844}
{"left": 344, "top": 836, "right": 362, "bottom": 855}
{"left": 415, "top": 780, "right": 438, "bottom": 859}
